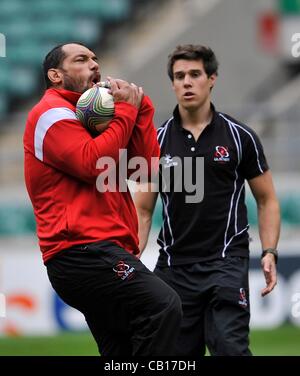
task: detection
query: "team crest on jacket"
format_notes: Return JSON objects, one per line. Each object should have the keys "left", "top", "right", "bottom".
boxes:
{"left": 214, "top": 146, "right": 230, "bottom": 162}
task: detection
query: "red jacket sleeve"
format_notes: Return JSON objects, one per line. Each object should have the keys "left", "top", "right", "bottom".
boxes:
{"left": 126, "top": 95, "right": 160, "bottom": 180}
{"left": 42, "top": 102, "right": 138, "bottom": 184}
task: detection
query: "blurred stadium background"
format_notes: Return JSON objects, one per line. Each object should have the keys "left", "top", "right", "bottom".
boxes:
{"left": 0, "top": 0, "right": 300, "bottom": 355}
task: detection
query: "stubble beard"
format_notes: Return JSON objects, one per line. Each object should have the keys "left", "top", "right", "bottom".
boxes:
{"left": 62, "top": 73, "right": 89, "bottom": 93}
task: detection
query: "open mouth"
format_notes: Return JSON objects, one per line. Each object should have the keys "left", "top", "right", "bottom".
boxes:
{"left": 183, "top": 92, "right": 195, "bottom": 98}
{"left": 91, "top": 73, "right": 101, "bottom": 86}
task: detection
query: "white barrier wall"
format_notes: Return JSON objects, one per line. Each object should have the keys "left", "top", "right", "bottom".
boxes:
{"left": 0, "top": 235, "right": 299, "bottom": 336}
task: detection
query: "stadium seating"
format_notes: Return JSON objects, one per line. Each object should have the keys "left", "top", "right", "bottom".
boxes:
{"left": 0, "top": 205, "right": 36, "bottom": 235}
{"left": 246, "top": 194, "right": 300, "bottom": 226}
{"left": 71, "top": 0, "right": 130, "bottom": 20}
{"left": 0, "top": 0, "right": 132, "bottom": 121}
{"left": 280, "top": 194, "right": 300, "bottom": 225}
{"left": 0, "top": 93, "right": 8, "bottom": 119}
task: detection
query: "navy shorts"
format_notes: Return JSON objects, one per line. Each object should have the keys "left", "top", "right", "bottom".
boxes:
{"left": 155, "top": 256, "right": 251, "bottom": 356}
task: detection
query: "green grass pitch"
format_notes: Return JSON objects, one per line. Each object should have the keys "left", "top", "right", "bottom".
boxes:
{"left": 0, "top": 325, "right": 299, "bottom": 356}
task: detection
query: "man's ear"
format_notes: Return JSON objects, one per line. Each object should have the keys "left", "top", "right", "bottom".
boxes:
{"left": 209, "top": 73, "right": 217, "bottom": 89}
{"left": 47, "top": 68, "right": 63, "bottom": 86}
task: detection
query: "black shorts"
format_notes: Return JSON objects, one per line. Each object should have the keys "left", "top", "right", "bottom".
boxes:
{"left": 46, "top": 241, "right": 182, "bottom": 356}
{"left": 154, "top": 256, "right": 251, "bottom": 356}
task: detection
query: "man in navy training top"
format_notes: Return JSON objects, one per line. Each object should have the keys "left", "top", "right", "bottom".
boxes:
{"left": 134, "top": 44, "right": 280, "bottom": 356}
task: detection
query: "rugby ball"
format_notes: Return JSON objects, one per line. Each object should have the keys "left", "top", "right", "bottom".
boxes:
{"left": 76, "top": 86, "right": 114, "bottom": 134}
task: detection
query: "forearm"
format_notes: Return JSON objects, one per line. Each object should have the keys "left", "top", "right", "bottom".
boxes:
{"left": 257, "top": 198, "right": 281, "bottom": 249}
{"left": 248, "top": 171, "right": 280, "bottom": 296}
{"left": 134, "top": 185, "right": 158, "bottom": 254}
{"left": 137, "top": 209, "right": 153, "bottom": 254}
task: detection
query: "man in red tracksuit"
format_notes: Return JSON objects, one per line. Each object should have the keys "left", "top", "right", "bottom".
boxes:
{"left": 23, "top": 43, "right": 181, "bottom": 356}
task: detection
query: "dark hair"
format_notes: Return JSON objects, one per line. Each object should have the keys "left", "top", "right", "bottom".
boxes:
{"left": 43, "top": 42, "right": 87, "bottom": 88}
{"left": 167, "top": 44, "right": 219, "bottom": 81}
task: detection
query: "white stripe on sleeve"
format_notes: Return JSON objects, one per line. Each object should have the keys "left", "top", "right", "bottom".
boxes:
{"left": 34, "top": 107, "right": 77, "bottom": 161}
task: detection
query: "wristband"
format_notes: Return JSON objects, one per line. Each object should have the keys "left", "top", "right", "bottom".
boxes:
{"left": 261, "top": 248, "right": 278, "bottom": 264}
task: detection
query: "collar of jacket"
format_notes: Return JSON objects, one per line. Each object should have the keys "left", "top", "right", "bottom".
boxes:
{"left": 172, "top": 102, "right": 217, "bottom": 131}
{"left": 47, "top": 88, "right": 82, "bottom": 106}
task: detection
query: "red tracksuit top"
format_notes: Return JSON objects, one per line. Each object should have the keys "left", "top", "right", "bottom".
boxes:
{"left": 24, "top": 88, "right": 159, "bottom": 263}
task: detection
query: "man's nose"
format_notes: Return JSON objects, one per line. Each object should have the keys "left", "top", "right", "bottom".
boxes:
{"left": 183, "top": 75, "right": 192, "bottom": 86}
{"left": 90, "top": 59, "right": 99, "bottom": 70}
